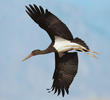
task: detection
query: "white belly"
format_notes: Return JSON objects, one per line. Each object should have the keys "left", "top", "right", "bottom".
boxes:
{"left": 53, "top": 36, "right": 80, "bottom": 52}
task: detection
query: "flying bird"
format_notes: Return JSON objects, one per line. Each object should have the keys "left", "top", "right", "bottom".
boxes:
{"left": 23, "top": 4, "right": 98, "bottom": 97}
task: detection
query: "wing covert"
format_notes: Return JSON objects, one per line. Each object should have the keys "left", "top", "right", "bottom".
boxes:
{"left": 50, "top": 52, "right": 78, "bottom": 97}
{"left": 25, "top": 4, "right": 73, "bottom": 42}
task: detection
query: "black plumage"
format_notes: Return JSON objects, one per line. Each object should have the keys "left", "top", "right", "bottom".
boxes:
{"left": 23, "top": 4, "right": 96, "bottom": 97}
{"left": 52, "top": 52, "right": 78, "bottom": 96}
{"left": 25, "top": 4, "right": 73, "bottom": 42}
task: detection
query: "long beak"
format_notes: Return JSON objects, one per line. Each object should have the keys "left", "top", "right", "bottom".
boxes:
{"left": 22, "top": 53, "right": 33, "bottom": 62}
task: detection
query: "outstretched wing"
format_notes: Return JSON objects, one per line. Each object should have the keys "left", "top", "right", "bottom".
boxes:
{"left": 51, "top": 52, "right": 78, "bottom": 97}
{"left": 25, "top": 4, "right": 73, "bottom": 42}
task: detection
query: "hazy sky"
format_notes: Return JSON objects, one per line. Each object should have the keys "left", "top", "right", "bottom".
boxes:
{"left": 0, "top": 0, "right": 110, "bottom": 100}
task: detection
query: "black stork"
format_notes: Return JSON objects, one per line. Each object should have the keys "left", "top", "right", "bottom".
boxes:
{"left": 22, "top": 4, "right": 98, "bottom": 97}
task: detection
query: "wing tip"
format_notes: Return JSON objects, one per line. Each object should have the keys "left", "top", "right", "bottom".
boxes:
{"left": 39, "top": 6, "right": 44, "bottom": 14}
{"left": 47, "top": 81, "right": 70, "bottom": 97}
{"left": 25, "top": 4, "right": 46, "bottom": 15}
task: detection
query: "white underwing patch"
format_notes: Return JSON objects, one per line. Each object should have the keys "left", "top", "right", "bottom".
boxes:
{"left": 53, "top": 36, "right": 86, "bottom": 53}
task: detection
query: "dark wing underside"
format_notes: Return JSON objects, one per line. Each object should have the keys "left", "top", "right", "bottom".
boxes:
{"left": 26, "top": 4, "right": 78, "bottom": 97}
{"left": 25, "top": 4, "right": 73, "bottom": 42}
{"left": 50, "top": 52, "right": 78, "bottom": 97}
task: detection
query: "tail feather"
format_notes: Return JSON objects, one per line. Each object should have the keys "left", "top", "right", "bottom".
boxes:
{"left": 73, "top": 37, "right": 89, "bottom": 50}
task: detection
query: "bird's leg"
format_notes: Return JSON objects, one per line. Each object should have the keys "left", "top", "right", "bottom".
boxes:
{"left": 81, "top": 47, "right": 99, "bottom": 55}
{"left": 72, "top": 45, "right": 97, "bottom": 58}
{"left": 79, "top": 49, "right": 97, "bottom": 58}
{"left": 72, "top": 45, "right": 99, "bottom": 54}
{"left": 86, "top": 49, "right": 99, "bottom": 55}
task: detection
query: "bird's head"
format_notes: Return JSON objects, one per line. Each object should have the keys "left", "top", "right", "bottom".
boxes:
{"left": 22, "top": 49, "right": 41, "bottom": 61}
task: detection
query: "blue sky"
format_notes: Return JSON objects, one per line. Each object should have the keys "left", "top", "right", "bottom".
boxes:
{"left": 0, "top": 0, "right": 110, "bottom": 100}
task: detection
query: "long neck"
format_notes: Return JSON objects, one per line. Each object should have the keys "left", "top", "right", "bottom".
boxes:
{"left": 40, "top": 43, "right": 55, "bottom": 54}
{"left": 22, "top": 44, "right": 55, "bottom": 61}
{"left": 33, "top": 44, "right": 55, "bottom": 55}
{"left": 39, "top": 48, "right": 53, "bottom": 54}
